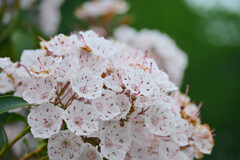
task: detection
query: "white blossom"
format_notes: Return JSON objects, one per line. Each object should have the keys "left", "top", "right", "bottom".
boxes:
{"left": 92, "top": 90, "right": 121, "bottom": 120}
{"left": 100, "top": 123, "right": 131, "bottom": 160}
{"left": 71, "top": 68, "right": 103, "bottom": 99}
{"left": 27, "top": 103, "right": 63, "bottom": 138}
{"left": 62, "top": 100, "right": 99, "bottom": 136}
{"left": 23, "top": 76, "right": 55, "bottom": 104}
{"left": 0, "top": 29, "right": 214, "bottom": 160}
{"left": 0, "top": 72, "right": 14, "bottom": 94}
{"left": 79, "top": 143, "right": 102, "bottom": 160}
{"left": 48, "top": 130, "right": 85, "bottom": 160}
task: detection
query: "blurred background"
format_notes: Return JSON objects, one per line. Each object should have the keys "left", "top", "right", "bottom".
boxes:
{"left": 0, "top": 0, "right": 240, "bottom": 159}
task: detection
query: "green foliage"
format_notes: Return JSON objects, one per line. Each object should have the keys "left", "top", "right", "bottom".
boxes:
{"left": 0, "top": 125, "right": 7, "bottom": 150}
{"left": 6, "top": 113, "right": 27, "bottom": 125}
{"left": 0, "top": 96, "right": 29, "bottom": 114}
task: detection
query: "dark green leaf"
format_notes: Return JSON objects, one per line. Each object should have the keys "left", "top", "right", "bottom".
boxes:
{"left": 0, "top": 125, "right": 7, "bottom": 149}
{"left": 0, "top": 96, "right": 29, "bottom": 114}
{"left": 6, "top": 113, "right": 27, "bottom": 124}
{"left": 23, "top": 138, "right": 30, "bottom": 153}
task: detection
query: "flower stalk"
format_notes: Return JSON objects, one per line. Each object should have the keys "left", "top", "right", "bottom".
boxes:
{"left": 0, "top": 126, "right": 31, "bottom": 158}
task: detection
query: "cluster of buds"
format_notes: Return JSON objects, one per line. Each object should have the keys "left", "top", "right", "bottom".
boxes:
{"left": 0, "top": 30, "right": 214, "bottom": 160}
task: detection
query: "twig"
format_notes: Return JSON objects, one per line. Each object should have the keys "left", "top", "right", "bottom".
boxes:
{"left": 0, "top": 126, "right": 31, "bottom": 158}
{"left": 38, "top": 155, "right": 49, "bottom": 160}
{"left": 20, "top": 143, "right": 47, "bottom": 160}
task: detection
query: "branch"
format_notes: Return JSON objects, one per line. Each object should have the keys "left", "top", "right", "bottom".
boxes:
{"left": 0, "top": 126, "right": 31, "bottom": 158}
{"left": 20, "top": 143, "right": 47, "bottom": 160}
{"left": 38, "top": 155, "right": 49, "bottom": 160}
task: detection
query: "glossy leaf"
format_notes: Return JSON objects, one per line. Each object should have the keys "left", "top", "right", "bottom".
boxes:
{"left": 0, "top": 96, "right": 29, "bottom": 114}
{"left": 0, "top": 125, "right": 7, "bottom": 150}
{"left": 6, "top": 113, "right": 27, "bottom": 124}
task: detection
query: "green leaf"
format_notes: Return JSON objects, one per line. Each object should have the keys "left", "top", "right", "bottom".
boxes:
{"left": 0, "top": 125, "right": 7, "bottom": 150}
{"left": 0, "top": 96, "right": 29, "bottom": 114}
{"left": 23, "top": 138, "right": 30, "bottom": 153}
{"left": 6, "top": 113, "right": 27, "bottom": 124}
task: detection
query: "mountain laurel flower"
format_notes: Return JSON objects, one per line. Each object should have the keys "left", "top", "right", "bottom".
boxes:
{"left": 27, "top": 103, "right": 63, "bottom": 138}
{"left": 48, "top": 130, "right": 85, "bottom": 160}
{"left": 62, "top": 100, "right": 99, "bottom": 136}
{"left": 23, "top": 76, "right": 55, "bottom": 104}
{"left": 92, "top": 90, "right": 121, "bottom": 120}
{"left": 100, "top": 123, "right": 131, "bottom": 160}
{"left": 0, "top": 29, "right": 214, "bottom": 160}
{"left": 71, "top": 68, "right": 104, "bottom": 99}
{"left": 79, "top": 143, "right": 102, "bottom": 160}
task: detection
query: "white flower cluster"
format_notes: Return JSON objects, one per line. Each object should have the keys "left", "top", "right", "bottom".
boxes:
{"left": 75, "top": 0, "right": 129, "bottom": 20}
{"left": 0, "top": 30, "right": 214, "bottom": 160}
{"left": 114, "top": 26, "right": 188, "bottom": 86}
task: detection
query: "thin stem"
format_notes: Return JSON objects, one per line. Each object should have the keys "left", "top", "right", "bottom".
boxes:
{"left": 59, "top": 81, "right": 70, "bottom": 96}
{"left": 20, "top": 143, "right": 47, "bottom": 160}
{"left": 38, "top": 155, "right": 49, "bottom": 160}
{"left": 64, "top": 93, "right": 77, "bottom": 108}
{"left": 56, "top": 83, "right": 65, "bottom": 107}
{"left": 18, "top": 63, "right": 32, "bottom": 77}
{"left": 0, "top": 126, "right": 31, "bottom": 158}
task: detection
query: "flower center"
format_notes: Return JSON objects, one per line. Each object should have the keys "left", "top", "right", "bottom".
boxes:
{"left": 86, "top": 151, "right": 97, "bottom": 160}
{"left": 151, "top": 116, "right": 159, "bottom": 126}
{"left": 41, "top": 92, "right": 50, "bottom": 100}
{"left": 74, "top": 117, "right": 83, "bottom": 126}
{"left": 44, "top": 118, "right": 53, "bottom": 128}
{"left": 79, "top": 86, "right": 88, "bottom": 94}
{"left": 96, "top": 102, "right": 103, "bottom": 111}
{"left": 105, "top": 138, "right": 113, "bottom": 149}
{"left": 61, "top": 139, "right": 70, "bottom": 148}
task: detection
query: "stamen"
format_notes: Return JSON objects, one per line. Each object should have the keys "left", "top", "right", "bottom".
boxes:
{"left": 80, "top": 34, "right": 88, "bottom": 47}
{"left": 34, "top": 118, "right": 45, "bottom": 124}
{"left": 134, "top": 91, "right": 141, "bottom": 97}
{"left": 37, "top": 57, "right": 47, "bottom": 71}
{"left": 17, "top": 63, "right": 32, "bottom": 77}
{"left": 57, "top": 67, "right": 66, "bottom": 73}
{"left": 80, "top": 34, "right": 92, "bottom": 52}
{"left": 181, "top": 85, "right": 189, "bottom": 108}
{"left": 170, "top": 149, "right": 179, "bottom": 159}
{"left": 38, "top": 36, "right": 46, "bottom": 42}
{"left": 136, "top": 81, "right": 143, "bottom": 91}
{"left": 34, "top": 88, "right": 42, "bottom": 97}
{"left": 117, "top": 73, "right": 125, "bottom": 87}
{"left": 197, "top": 134, "right": 210, "bottom": 139}
{"left": 192, "top": 101, "right": 203, "bottom": 117}
{"left": 150, "top": 62, "right": 152, "bottom": 74}
{"left": 128, "top": 117, "right": 137, "bottom": 120}
{"left": 141, "top": 50, "right": 148, "bottom": 68}
{"left": 59, "top": 81, "right": 71, "bottom": 96}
